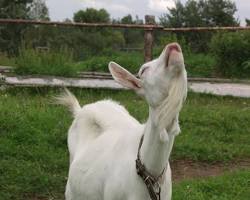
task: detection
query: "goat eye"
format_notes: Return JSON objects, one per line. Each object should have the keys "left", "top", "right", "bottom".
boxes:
{"left": 141, "top": 66, "right": 149, "bottom": 76}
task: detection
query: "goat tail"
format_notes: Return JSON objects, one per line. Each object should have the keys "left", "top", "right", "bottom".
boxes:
{"left": 55, "top": 88, "right": 81, "bottom": 117}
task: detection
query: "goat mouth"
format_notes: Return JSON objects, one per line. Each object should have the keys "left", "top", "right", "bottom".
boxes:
{"left": 169, "top": 44, "right": 181, "bottom": 53}
{"left": 166, "top": 44, "right": 181, "bottom": 66}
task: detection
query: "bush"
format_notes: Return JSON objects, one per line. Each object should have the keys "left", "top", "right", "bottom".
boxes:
{"left": 210, "top": 31, "right": 250, "bottom": 78}
{"left": 76, "top": 51, "right": 144, "bottom": 73}
{"left": 185, "top": 53, "right": 216, "bottom": 77}
{"left": 242, "top": 60, "right": 250, "bottom": 71}
{"left": 0, "top": 52, "right": 16, "bottom": 66}
{"left": 15, "top": 48, "right": 77, "bottom": 77}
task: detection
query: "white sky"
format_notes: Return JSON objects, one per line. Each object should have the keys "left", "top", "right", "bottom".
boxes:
{"left": 45, "top": 0, "right": 250, "bottom": 25}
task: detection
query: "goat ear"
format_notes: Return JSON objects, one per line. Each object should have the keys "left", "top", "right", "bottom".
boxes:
{"left": 109, "top": 61, "right": 142, "bottom": 90}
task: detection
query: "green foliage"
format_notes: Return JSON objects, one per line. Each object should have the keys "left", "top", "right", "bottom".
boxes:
{"left": 160, "top": 0, "right": 238, "bottom": 27}
{"left": 160, "top": 0, "right": 239, "bottom": 52}
{"left": 0, "top": 0, "right": 33, "bottom": 19}
{"left": 49, "top": 8, "right": 123, "bottom": 58}
{"left": 0, "top": 52, "right": 16, "bottom": 66}
{"left": 185, "top": 53, "right": 216, "bottom": 77}
{"left": 0, "top": 0, "right": 33, "bottom": 54}
{"left": 200, "top": 0, "right": 238, "bottom": 26}
{"left": 160, "top": 0, "right": 185, "bottom": 27}
{"left": 116, "top": 15, "right": 144, "bottom": 47}
{"left": 246, "top": 18, "right": 250, "bottom": 26}
{"left": 121, "top": 14, "right": 134, "bottom": 24}
{"left": 27, "top": 0, "right": 49, "bottom": 20}
{"left": 210, "top": 31, "right": 250, "bottom": 77}
{"left": 15, "top": 48, "right": 77, "bottom": 76}
{"left": 242, "top": 60, "right": 250, "bottom": 71}
{"left": 22, "top": 25, "right": 57, "bottom": 50}
{"left": 76, "top": 51, "right": 144, "bottom": 73}
{"left": 79, "top": 29, "right": 125, "bottom": 55}
{"left": 21, "top": 23, "right": 125, "bottom": 60}
{"left": 121, "top": 29, "right": 144, "bottom": 47}
{"left": 73, "top": 8, "right": 110, "bottom": 23}
{"left": 76, "top": 56, "right": 111, "bottom": 72}
{"left": 12, "top": 45, "right": 216, "bottom": 78}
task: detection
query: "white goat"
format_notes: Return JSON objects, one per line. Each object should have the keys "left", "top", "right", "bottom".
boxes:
{"left": 57, "top": 43, "right": 187, "bottom": 200}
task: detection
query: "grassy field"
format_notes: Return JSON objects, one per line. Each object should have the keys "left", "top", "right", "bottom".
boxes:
{"left": 0, "top": 49, "right": 216, "bottom": 78}
{"left": 0, "top": 88, "right": 250, "bottom": 199}
{"left": 173, "top": 170, "right": 250, "bottom": 200}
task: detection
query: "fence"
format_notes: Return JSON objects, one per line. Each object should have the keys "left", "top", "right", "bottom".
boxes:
{"left": 1, "top": 16, "right": 250, "bottom": 62}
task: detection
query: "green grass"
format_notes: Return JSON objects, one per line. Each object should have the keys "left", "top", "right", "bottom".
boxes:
{"left": 173, "top": 170, "right": 250, "bottom": 200}
{"left": 185, "top": 53, "right": 216, "bottom": 77}
{"left": 15, "top": 48, "right": 78, "bottom": 77}
{"left": 0, "top": 53, "right": 16, "bottom": 67}
{"left": 9, "top": 48, "right": 216, "bottom": 77}
{"left": 13, "top": 49, "right": 144, "bottom": 76}
{"left": 0, "top": 88, "right": 250, "bottom": 199}
{"left": 174, "top": 92, "right": 250, "bottom": 162}
{"left": 75, "top": 51, "right": 144, "bottom": 74}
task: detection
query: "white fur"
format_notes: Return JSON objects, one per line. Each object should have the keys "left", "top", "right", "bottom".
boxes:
{"left": 59, "top": 43, "right": 187, "bottom": 200}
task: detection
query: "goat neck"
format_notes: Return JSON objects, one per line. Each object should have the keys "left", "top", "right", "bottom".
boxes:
{"left": 140, "top": 73, "right": 187, "bottom": 178}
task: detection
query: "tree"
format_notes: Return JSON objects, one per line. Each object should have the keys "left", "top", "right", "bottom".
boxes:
{"left": 120, "top": 15, "right": 144, "bottom": 46}
{"left": 159, "top": 0, "right": 185, "bottom": 27}
{"left": 28, "top": 0, "right": 49, "bottom": 20}
{"left": 159, "top": 0, "right": 239, "bottom": 52}
{"left": 201, "top": 0, "right": 238, "bottom": 26}
{"left": 160, "top": 0, "right": 238, "bottom": 27}
{"left": 0, "top": 0, "right": 33, "bottom": 54}
{"left": 72, "top": 8, "right": 124, "bottom": 57}
{"left": 21, "top": 0, "right": 50, "bottom": 50}
{"left": 183, "top": 0, "right": 204, "bottom": 27}
{"left": 0, "top": 0, "right": 32, "bottom": 19}
{"left": 246, "top": 19, "right": 250, "bottom": 26}
{"left": 73, "top": 8, "right": 110, "bottom": 23}
{"left": 121, "top": 14, "right": 134, "bottom": 24}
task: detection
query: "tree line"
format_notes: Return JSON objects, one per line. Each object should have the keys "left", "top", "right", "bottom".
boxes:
{"left": 0, "top": 0, "right": 249, "bottom": 57}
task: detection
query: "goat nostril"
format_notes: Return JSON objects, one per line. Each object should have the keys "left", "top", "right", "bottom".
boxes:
{"left": 169, "top": 44, "right": 180, "bottom": 53}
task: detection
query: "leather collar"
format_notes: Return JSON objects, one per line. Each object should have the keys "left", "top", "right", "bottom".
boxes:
{"left": 135, "top": 135, "right": 166, "bottom": 200}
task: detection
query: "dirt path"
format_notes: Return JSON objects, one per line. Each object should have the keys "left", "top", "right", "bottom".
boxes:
{"left": 171, "top": 159, "right": 250, "bottom": 182}
{"left": 189, "top": 82, "right": 250, "bottom": 98}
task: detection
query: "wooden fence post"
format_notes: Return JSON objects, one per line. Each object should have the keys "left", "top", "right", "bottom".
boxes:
{"left": 144, "top": 15, "right": 155, "bottom": 62}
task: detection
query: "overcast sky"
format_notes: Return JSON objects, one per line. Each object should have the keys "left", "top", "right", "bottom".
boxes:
{"left": 45, "top": 0, "right": 250, "bottom": 25}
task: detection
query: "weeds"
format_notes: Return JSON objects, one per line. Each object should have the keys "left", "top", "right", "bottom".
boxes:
{"left": 15, "top": 48, "right": 77, "bottom": 77}
{"left": 75, "top": 51, "right": 144, "bottom": 73}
